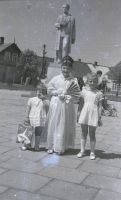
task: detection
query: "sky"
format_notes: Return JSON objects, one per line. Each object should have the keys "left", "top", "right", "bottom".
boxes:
{"left": 0, "top": 0, "right": 121, "bottom": 66}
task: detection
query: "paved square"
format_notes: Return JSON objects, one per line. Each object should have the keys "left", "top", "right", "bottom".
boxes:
{"left": 0, "top": 90, "right": 121, "bottom": 199}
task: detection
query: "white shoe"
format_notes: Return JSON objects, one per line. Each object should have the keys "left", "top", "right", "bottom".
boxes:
{"left": 21, "top": 146, "right": 27, "bottom": 151}
{"left": 47, "top": 149, "right": 53, "bottom": 154}
{"left": 57, "top": 59, "right": 61, "bottom": 64}
{"left": 90, "top": 152, "right": 96, "bottom": 160}
{"left": 77, "top": 151, "right": 85, "bottom": 158}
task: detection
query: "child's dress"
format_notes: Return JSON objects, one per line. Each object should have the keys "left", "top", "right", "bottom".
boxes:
{"left": 28, "top": 97, "right": 47, "bottom": 127}
{"left": 78, "top": 87, "right": 103, "bottom": 127}
{"left": 27, "top": 97, "right": 49, "bottom": 147}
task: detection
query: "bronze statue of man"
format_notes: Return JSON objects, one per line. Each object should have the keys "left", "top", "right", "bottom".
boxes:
{"left": 55, "top": 3, "right": 76, "bottom": 63}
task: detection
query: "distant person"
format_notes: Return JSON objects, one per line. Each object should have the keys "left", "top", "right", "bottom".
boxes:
{"left": 96, "top": 70, "right": 103, "bottom": 90}
{"left": 77, "top": 73, "right": 103, "bottom": 160}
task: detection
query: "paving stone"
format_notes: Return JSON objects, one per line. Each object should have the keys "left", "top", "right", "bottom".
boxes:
{"left": 0, "top": 186, "right": 8, "bottom": 193}
{"left": 95, "top": 189, "right": 121, "bottom": 200}
{"left": 79, "top": 161, "right": 120, "bottom": 177}
{"left": 98, "top": 157, "right": 121, "bottom": 168}
{"left": 0, "top": 141, "right": 18, "bottom": 148}
{"left": 0, "top": 138, "right": 10, "bottom": 143}
{"left": 117, "top": 169, "right": 121, "bottom": 178}
{"left": 0, "top": 146, "right": 14, "bottom": 154}
{"left": 39, "top": 179, "right": 98, "bottom": 200}
{"left": 0, "top": 154, "right": 12, "bottom": 164}
{"left": 0, "top": 189, "right": 59, "bottom": 200}
{"left": 0, "top": 167, "right": 8, "bottom": 174}
{"left": 39, "top": 165, "right": 88, "bottom": 184}
{"left": 5, "top": 148, "right": 47, "bottom": 162}
{"left": 0, "top": 157, "right": 45, "bottom": 173}
{"left": 108, "top": 145, "right": 121, "bottom": 152}
{"left": 83, "top": 174, "right": 121, "bottom": 193}
{"left": 41, "top": 154, "right": 82, "bottom": 169}
{"left": 0, "top": 170, "right": 51, "bottom": 192}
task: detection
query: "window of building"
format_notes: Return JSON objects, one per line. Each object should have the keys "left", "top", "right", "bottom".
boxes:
{"left": 12, "top": 53, "right": 18, "bottom": 63}
{"left": 4, "top": 51, "right": 11, "bottom": 61}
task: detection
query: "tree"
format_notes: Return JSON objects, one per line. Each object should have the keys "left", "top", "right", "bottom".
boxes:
{"left": 16, "top": 49, "right": 42, "bottom": 86}
{"left": 110, "top": 62, "right": 121, "bottom": 85}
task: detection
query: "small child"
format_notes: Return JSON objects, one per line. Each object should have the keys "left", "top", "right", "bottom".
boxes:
{"left": 77, "top": 73, "right": 103, "bottom": 160}
{"left": 22, "top": 84, "right": 49, "bottom": 151}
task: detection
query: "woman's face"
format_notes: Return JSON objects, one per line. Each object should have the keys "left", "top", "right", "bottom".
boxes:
{"left": 61, "top": 65, "right": 71, "bottom": 78}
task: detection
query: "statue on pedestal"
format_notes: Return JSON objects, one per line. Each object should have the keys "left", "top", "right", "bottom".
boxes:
{"left": 55, "top": 3, "right": 76, "bottom": 63}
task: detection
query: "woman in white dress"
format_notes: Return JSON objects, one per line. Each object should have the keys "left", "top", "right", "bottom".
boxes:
{"left": 46, "top": 56, "right": 80, "bottom": 155}
{"left": 77, "top": 73, "right": 103, "bottom": 160}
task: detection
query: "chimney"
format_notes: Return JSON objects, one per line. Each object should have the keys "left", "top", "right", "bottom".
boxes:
{"left": 94, "top": 61, "right": 98, "bottom": 66}
{"left": 0, "top": 37, "right": 5, "bottom": 45}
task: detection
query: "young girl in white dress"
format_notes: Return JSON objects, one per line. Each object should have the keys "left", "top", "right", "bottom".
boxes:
{"left": 77, "top": 73, "right": 103, "bottom": 160}
{"left": 22, "top": 84, "right": 49, "bottom": 151}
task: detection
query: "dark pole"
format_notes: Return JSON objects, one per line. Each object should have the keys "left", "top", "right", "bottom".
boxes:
{"left": 41, "top": 44, "right": 47, "bottom": 79}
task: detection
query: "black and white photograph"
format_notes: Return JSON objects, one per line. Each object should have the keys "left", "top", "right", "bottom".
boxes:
{"left": 0, "top": 0, "right": 121, "bottom": 199}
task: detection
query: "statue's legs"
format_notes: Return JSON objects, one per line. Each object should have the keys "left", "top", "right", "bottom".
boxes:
{"left": 56, "top": 37, "right": 63, "bottom": 63}
{"left": 63, "top": 35, "right": 70, "bottom": 57}
{"left": 56, "top": 36, "right": 70, "bottom": 63}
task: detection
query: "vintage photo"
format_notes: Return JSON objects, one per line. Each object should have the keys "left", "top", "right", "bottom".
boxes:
{"left": 0, "top": 0, "right": 121, "bottom": 199}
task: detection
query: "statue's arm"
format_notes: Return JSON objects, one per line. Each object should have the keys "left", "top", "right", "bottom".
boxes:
{"left": 55, "top": 16, "right": 61, "bottom": 29}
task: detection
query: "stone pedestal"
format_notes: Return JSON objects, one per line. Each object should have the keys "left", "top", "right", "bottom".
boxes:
{"left": 46, "top": 62, "right": 61, "bottom": 83}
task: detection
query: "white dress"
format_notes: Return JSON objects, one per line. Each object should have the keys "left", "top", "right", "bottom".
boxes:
{"left": 28, "top": 97, "right": 47, "bottom": 127}
{"left": 78, "top": 87, "right": 103, "bottom": 127}
{"left": 46, "top": 74, "right": 80, "bottom": 153}
{"left": 27, "top": 97, "right": 49, "bottom": 147}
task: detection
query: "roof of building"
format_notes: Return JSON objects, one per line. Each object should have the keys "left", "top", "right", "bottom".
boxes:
{"left": 72, "top": 61, "right": 91, "bottom": 78}
{"left": 95, "top": 65, "right": 110, "bottom": 75}
{"left": 0, "top": 43, "right": 21, "bottom": 53}
{"left": 87, "top": 63, "right": 96, "bottom": 73}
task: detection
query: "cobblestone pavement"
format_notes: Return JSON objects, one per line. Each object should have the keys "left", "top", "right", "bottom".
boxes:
{"left": 0, "top": 89, "right": 121, "bottom": 200}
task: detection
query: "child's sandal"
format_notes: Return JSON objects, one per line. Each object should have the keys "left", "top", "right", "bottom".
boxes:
{"left": 47, "top": 149, "right": 53, "bottom": 154}
{"left": 77, "top": 151, "right": 85, "bottom": 158}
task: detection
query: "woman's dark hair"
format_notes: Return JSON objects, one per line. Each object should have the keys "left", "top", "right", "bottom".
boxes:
{"left": 61, "top": 56, "right": 74, "bottom": 68}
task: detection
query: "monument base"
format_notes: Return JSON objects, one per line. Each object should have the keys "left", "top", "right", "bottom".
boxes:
{"left": 46, "top": 62, "right": 61, "bottom": 83}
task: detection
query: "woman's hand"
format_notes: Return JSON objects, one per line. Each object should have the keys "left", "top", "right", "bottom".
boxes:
{"left": 58, "top": 94, "right": 65, "bottom": 101}
{"left": 51, "top": 91, "right": 58, "bottom": 96}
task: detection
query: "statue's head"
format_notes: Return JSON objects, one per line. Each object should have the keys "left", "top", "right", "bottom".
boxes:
{"left": 61, "top": 56, "right": 73, "bottom": 78}
{"left": 62, "top": 3, "right": 70, "bottom": 13}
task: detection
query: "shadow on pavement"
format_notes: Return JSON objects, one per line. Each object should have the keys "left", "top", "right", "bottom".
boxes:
{"left": 95, "top": 149, "right": 121, "bottom": 159}
{"left": 64, "top": 149, "right": 80, "bottom": 155}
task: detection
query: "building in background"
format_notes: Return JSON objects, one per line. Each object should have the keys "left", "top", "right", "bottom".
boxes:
{"left": 0, "top": 37, "right": 21, "bottom": 83}
{"left": 72, "top": 59, "right": 110, "bottom": 78}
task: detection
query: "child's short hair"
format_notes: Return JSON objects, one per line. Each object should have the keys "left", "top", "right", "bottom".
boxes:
{"left": 86, "top": 73, "right": 98, "bottom": 85}
{"left": 36, "top": 83, "right": 47, "bottom": 95}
